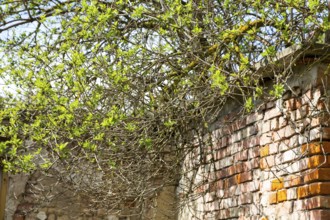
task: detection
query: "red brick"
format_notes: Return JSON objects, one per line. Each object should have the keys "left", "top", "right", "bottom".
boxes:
{"left": 296, "top": 105, "right": 309, "bottom": 120}
{"left": 305, "top": 196, "right": 330, "bottom": 210}
{"left": 224, "top": 176, "right": 237, "bottom": 188}
{"left": 236, "top": 171, "right": 252, "bottom": 184}
{"left": 248, "top": 147, "right": 259, "bottom": 158}
{"left": 301, "top": 89, "right": 313, "bottom": 105}
{"left": 246, "top": 112, "right": 261, "bottom": 125}
{"left": 284, "top": 98, "right": 296, "bottom": 110}
{"left": 234, "top": 150, "right": 248, "bottom": 161}
{"left": 310, "top": 210, "right": 330, "bottom": 220}
{"left": 238, "top": 193, "right": 252, "bottom": 205}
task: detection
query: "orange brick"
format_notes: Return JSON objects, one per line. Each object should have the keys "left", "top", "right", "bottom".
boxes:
{"left": 269, "top": 192, "right": 277, "bottom": 204}
{"left": 260, "top": 217, "right": 268, "bottom": 220}
{"left": 301, "top": 142, "right": 330, "bottom": 155}
{"left": 309, "top": 182, "right": 330, "bottom": 195}
{"left": 297, "top": 185, "right": 309, "bottom": 199}
{"left": 260, "top": 145, "right": 270, "bottom": 157}
{"left": 307, "top": 155, "right": 330, "bottom": 168}
{"left": 271, "top": 178, "right": 284, "bottom": 191}
{"left": 277, "top": 189, "right": 287, "bottom": 202}
{"left": 236, "top": 171, "right": 252, "bottom": 184}
{"left": 304, "top": 168, "right": 330, "bottom": 183}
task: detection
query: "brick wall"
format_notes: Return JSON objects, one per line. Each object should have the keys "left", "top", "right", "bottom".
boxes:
{"left": 178, "top": 63, "right": 330, "bottom": 220}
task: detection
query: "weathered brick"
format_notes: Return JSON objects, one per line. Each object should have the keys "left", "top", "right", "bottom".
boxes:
{"left": 284, "top": 175, "right": 303, "bottom": 188}
{"left": 270, "top": 117, "right": 279, "bottom": 131}
{"left": 296, "top": 105, "right": 309, "bottom": 120}
{"left": 277, "top": 189, "right": 287, "bottom": 202}
{"left": 304, "top": 168, "right": 330, "bottom": 183}
{"left": 247, "top": 125, "right": 258, "bottom": 136}
{"left": 297, "top": 185, "right": 309, "bottom": 199}
{"left": 224, "top": 175, "right": 237, "bottom": 188}
{"left": 248, "top": 147, "right": 259, "bottom": 158}
{"left": 284, "top": 98, "right": 296, "bottom": 110}
{"left": 310, "top": 210, "right": 330, "bottom": 220}
{"left": 234, "top": 150, "right": 248, "bottom": 161}
{"left": 280, "top": 148, "right": 300, "bottom": 164}
{"left": 236, "top": 171, "right": 252, "bottom": 184}
{"left": 261, "top": 180, "right": 272, "bottom": 192}
{"left": 275, "top": 125, "right": 296, "bottom": 141}
{"left": 287, "top": 187, "right": 297, "bottom": 200}
{"left": 271, "top": 178, "right": 284, "bottom": 191}
{"left": 260, "top": 145, "right": 270, "bottom": 157}
{"left": 307, "top": 155, "right": 330, "bottom": 168}
{"left": 246, "top": 112, "right": 262, "bottom": 125}
{"left": 298, "top": 182, "right": 330, "bottom": 199}
{"left": 240, "top": 180, "right": 259, "bottom": 193}
{"left": 264, "top": 107, "right": 283, "bottom": 121}
{"left": 231, "top": 118, "right": 246, "bottom": 132}
{"left": 278, "top": 116, "right": 288, "bottom": 128}
{"left": 269, "top": 192, "right": 277, "bottom": 204}
{"left": 260, "top": 132, "right": 273, "bottom": 146}
{"left": 261, "top": 120, "right": 271, "bottom": 134}
{"left": 309, "top": 127, "right": 330, "bottom": 141}
{"left": 301, "top": 142, "right": 330, "bottom": 156}
{"left": 260, "top": 155, "right": 275, "bottom": 170}
{"left": 301, "top": 89, "right": 313, "bottom": 105}
{"left": 238, "top": 193, "right": 252, "bottom": 205}
{"left": 269, "top": 142, "right": 278, "bottom": 155}
{"left": 305, "top": 196, "right": 330, "bottom": 210}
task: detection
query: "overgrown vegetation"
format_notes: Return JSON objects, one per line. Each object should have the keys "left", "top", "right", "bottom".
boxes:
{"left": 0, "top": 0, "right": 328, "bottom": 216}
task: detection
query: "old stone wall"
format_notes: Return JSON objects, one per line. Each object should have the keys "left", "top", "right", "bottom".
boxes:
{"left": 178, "top": 63, "right": 330, "bottom": 220}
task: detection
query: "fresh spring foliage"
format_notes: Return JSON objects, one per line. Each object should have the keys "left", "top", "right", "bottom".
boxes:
{"left": 0, "top": 0, "right": 328, "bottom": 212}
